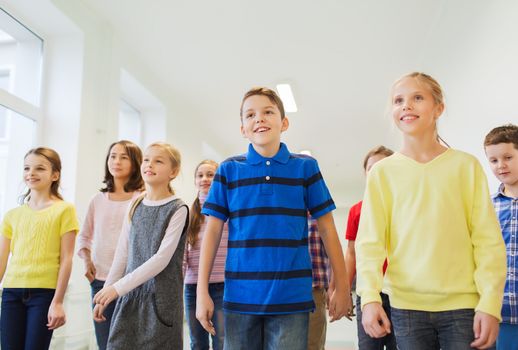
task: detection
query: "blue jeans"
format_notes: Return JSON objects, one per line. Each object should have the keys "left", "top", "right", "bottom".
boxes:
{"left": 91, "top": 279, "right": 116, "bottom": 350}
{"left": 184, "top": 283, "right": 225, "bottom": 350}
{"left": 391, "top": 308, "right": 481, "bottom": 350}
{"left": 497, "top": 323, "right": 518, "bottom": 350}
{"left": 1, "top": 288, "right": 55, "bottom": 350}
{"left": 224, "top": 311, "right": 309, "bottom": 350}
{"left": 356, "top": 293, "right": 397, "bottom": 350}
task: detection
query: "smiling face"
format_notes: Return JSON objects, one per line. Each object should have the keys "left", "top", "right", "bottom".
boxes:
{"left": 391, "top": 77, "right": 444, "bottom": 137}
{"left": 485, "top": 142, "right": 518, "bottom": 188}
{"left": 195, "top": 163, "right": 217, "bottom": 195}
{"left": 23, "top": 153, "right": 59, "bottom": 194}
{"left": 240, "top": 94, "right": 289, "bottom": 156}
{"left": 141, "top": 146, "right": 178, "bottom": 189}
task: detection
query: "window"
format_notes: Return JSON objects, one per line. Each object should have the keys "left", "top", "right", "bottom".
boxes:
{"left": 118, "top": 99, "right": 142, "bottom": 145}
{"left": 0, "top": 8, "right": 42, "bottom": 215}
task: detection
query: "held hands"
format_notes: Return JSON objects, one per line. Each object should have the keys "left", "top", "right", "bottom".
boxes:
{"left": 92, "top": 286, "right": 119, "bottom": 323}
{"left": 471, "top": 311, "right": 499, "bottom": 349}
{"left": 196, "top": 292, "right": 216, "bottom": 336}
{"left": 83, "top": 258, "right": 96, "bottom": 283}
{"left": 328, "top": 288, "right": 354, "bottom": 322}
{"left": 47, "top": 301, "right": 66, "bottom": 330}
{"left": 361, "top": 302, "right": 391, "bottom": 338}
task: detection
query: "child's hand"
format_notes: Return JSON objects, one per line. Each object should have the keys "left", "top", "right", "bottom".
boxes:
{"left": 84, "top": 259, "right": 96, "bottom": 283}
{"left": 196, "top": 292, "right": 215, "bottom": 336}
{"left": 361, "top": 302, "right": 391, "bottom": 338}
{"left": 328, "top": 288, "right": 353, "bottom": 322}
{"left": 93, "top": 285, "right": 119, "bottom": 306}
{"left": 47, "top": 301, "right": 66, "bottom": 330}
{"left": 471, "top": 311, "right": 499, "bottom": 349}
{"left": 93, "top": 303, "right": 107, "bottom": 323}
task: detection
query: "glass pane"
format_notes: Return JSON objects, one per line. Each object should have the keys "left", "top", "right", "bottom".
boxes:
{"left": 0, "top": 8, "right": 43, "bottom": 106}
{"left": 0, "top": 105, "right": 36, "bottom": 217}
{"left": 119, "top": 99, "right": 142, "bottom": 145}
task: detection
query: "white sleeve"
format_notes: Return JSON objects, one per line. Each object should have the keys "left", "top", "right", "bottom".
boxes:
{"left": 112, "top": 206, "right": 188, "bottom": 296}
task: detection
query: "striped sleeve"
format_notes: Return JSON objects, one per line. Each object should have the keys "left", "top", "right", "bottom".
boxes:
{"left": 305, "top": 159, "right": 335, "bottom": 218}
{"left": 202, "top": 164, "right": 229, "bottom": 221}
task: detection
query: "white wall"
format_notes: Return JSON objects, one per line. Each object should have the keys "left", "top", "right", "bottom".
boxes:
{"left": 419, "top": 0, "right": 518, "bottom": 191}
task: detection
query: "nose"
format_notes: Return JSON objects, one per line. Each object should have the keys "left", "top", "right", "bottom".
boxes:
{"left": 402, "top": 101, "right": 412, "bottom": 111}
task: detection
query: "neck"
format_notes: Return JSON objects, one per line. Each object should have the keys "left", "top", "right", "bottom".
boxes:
{"left": 253, "top": 142, "right": 281, "bottom": 158}
{"left": 145, "top": 185, "right": 173, "bottom": 201}
{"left": 400, "top": 132, "right": 446, "bottom": 163}
{"left": 28, "top": 189, "right": 54, "bottom": 207}
{"left": 113, "top": 177, "right": 129, "bottom": 193}
{"left": 503, "top": 182, "right": 518, "bottom": 198}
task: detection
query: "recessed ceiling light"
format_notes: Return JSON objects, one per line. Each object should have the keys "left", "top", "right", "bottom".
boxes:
{"left": 276, "top": 84, "right": 298, "bottom": 113}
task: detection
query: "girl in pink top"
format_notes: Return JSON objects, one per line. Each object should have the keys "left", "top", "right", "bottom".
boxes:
{"left": 184, "top": 160, "right": 228, "bottom": 350}
{"left": 77, "top": 140, "right": 143, "bottom": 350}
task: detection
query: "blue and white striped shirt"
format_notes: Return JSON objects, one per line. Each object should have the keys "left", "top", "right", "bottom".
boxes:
{"left": 492, "top": 184, "right": 518, "bottom": 324}
{"left": 202, "top": 143, "right": 335, "bottom": 314}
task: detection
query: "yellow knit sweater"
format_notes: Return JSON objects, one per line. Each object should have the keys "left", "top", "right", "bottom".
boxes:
{"left": 1, "top": 201, "right": 79, "bottom": 288}
{"left": 356, "top": 149, "right": 506, "bottom": 320}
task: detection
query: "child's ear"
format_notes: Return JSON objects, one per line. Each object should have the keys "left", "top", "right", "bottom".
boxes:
{"left": 434, "top": 103, "right": 445, "bottom": 119}
{"left": 169, "top": 168, "right": 180, "bottom": 180}
{"left": 52, "top": 171, "right": 60, "bottom": 182}
{"left": 240, "top": 124, "right": 247, "bottom": 138}
{"left": 281, "top": 117, "right": 289, "bottom": 132}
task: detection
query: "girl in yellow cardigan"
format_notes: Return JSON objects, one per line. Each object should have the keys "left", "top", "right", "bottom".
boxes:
{"left": 0, "top": 147, "right": 79, "bottom": 350}
{"left": 356, "top": 73, "right": 506, "bottom": 350}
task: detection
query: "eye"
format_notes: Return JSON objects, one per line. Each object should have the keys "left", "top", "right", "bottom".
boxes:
{"left": 265, "top": 110, "right": 273, "bottom": 115}
{"left": 245, "top": 113, "right": 254, "bottom": 119}
{"left": 415, "top": 95, "right": 424, "bottom": 101}
{"left": 505, "top": 156, "right": 513, "bottom": 160}
{"left": 393, "top": 97, "right": 403, "bottom": 105}
{"left": 110, "top": 154, "right": 116, "bottom": 159}
{"left": 122, "top": 156, "right": 129, "bottom": 160}
{"left": 143, "top": 158, "right": 149, "bottom": 162}
{"left": 23, "top": 166, "right": 29, "bottom": 171}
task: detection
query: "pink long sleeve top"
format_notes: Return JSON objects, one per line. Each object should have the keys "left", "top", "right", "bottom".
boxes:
{"left": 77, "top": 192, "right": 141, "bottom": 281}
{"left": 183, "top": 192, "right": 228, "bottom": 284}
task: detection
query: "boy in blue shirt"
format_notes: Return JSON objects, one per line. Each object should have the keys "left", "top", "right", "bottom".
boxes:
{"left": 196, "top": 87, "right": 352, "bottom": 349}
{"left": 485, "top": 124, "right": 518, "bottom": 350}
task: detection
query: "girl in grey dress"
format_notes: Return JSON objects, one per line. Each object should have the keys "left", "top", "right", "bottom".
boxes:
{"left": 93, "top": 142, "right": 189, "bottom": 349}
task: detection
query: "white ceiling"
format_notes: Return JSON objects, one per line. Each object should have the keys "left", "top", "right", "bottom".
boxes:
{"left": 79, "top": 0, "right": 466, "bottom": 206}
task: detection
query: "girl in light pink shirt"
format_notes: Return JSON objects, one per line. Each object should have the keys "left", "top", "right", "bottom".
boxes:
{"left": 184, "top": 160, "right": 228, "bottom": 350}
{"left": 77, "top": 140, "right": 143, "bottom": 350}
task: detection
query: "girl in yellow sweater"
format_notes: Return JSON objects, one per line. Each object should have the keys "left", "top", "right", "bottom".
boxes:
{"left": 0, "top": 147, "right": 79, "bottom": 350}
{"left": 356, "top": 73, "right": 506, "bottom": 350}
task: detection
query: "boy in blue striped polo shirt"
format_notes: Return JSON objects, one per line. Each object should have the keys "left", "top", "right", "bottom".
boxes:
{"left": 485, "top": 124, "right": 518, "bottom": 350}
{"left": 196, "top": 87, "right": 352, "bottom": 349}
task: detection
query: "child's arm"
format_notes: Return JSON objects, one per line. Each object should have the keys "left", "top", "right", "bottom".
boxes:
{"left": 77, "top": 198, "right": 96, "bottom": 282}
{"left": 196, "top": 216, "right": 224, "bottom": 335}
{"left": 469, "top": 163, "right": 506, "bottom": 348}
{"left": 0, "top": 236, "right": 10, "bottom": 282}
{"left": 316, "top": 212, "right": 352, "bottom": 321}
{"left": 47, "top": 231, "right": 76, "bottom": 330}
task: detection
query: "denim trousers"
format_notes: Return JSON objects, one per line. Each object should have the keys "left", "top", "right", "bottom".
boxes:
{"left": 497, "top": 323, "right": 518, "bottom": 350}
{"left": 390, "top": 307, "right": 490, "bottom": 350}
{"left": 1, "top": 288, "right": 56, "bottom": 350}
{"left": 184, "top": 282, "right": 225, "bottom": 350}
{"left": 224, "top": 311, "right": 309, "bottom": 350}
{"left": 91, "top": 279, "right": 116, "bottom": 350}
{"left": 356, "top": 293, "right": 397, "bottom": 350}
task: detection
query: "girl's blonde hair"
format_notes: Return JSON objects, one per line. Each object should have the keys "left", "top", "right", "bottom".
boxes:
{"left": 392, "top": 72, "right": 449, "bottom": 147}
{"left": 187, "top": 160, "right": 218, "bottom": 246}
{"left": 21, "top": 147, "right": 63, "bottom": 203}
{"left": 128, "top": 142, "right": 182, "bottom": 220}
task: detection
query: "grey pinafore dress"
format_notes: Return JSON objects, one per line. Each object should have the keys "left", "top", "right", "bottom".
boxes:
{"left": 107, "top": 198, "right": 188, "bottom": 350}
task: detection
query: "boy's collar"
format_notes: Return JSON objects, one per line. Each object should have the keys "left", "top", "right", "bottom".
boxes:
{"left": 246, "top": 143, "right": 290, "bottom": 165}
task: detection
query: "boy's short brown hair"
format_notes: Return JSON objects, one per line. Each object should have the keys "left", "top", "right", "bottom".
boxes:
{"left": 363, "top": 145, "right": 394, "bottom": 170}
{"left": 484, "top": 124, "right": 518, "bottom": 150}
{"left": 240, "top": 87, "right": 286, "bottom": 120}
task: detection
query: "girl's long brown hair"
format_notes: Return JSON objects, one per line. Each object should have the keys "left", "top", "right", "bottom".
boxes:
{"left": 187, "top": 160, "right": 218, "bottom": 246}
{"left": 21, "top": 147, "right": 63, "bottom": 203}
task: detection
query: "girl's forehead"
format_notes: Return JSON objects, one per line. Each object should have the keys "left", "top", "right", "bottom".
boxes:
{"left": 197, "top": 163, "right": 216, "bottom": 172}
{"left": 394, "top": 77, "right": 430, "bottom": 93}
{"left": 24, "top": 153, "right": 51, "bottom": 165}
{"left": 145, "top": 146, "right": 166, "bottom": 156}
